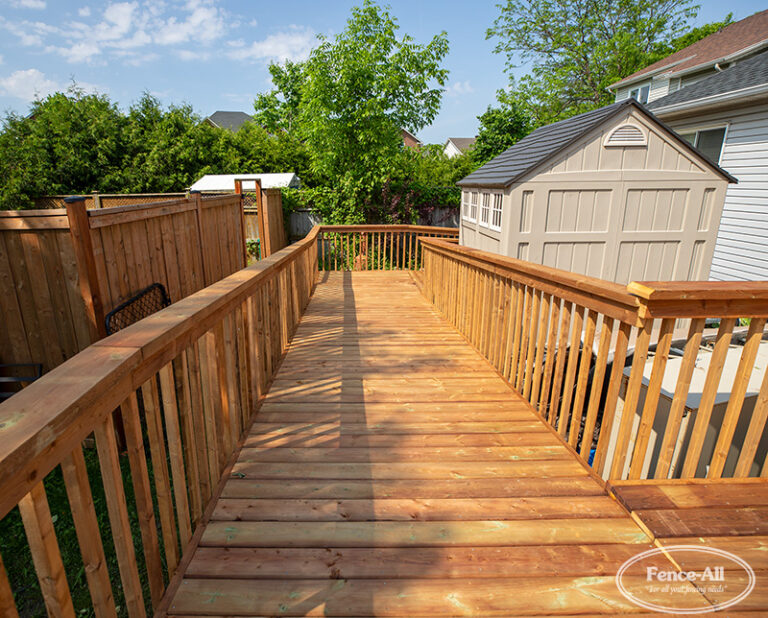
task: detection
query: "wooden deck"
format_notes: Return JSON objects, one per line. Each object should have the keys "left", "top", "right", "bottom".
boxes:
{"left": 164, "top": 272, "right": 733, "bottom": 616}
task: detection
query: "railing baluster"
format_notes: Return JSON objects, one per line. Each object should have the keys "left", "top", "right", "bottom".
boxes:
{"left": 530, "top": 293, "right": 553, "bottom": 406}
{"left": 557, "top": 305, "right": 584, "bottom": 438}
{"left": 538, "top": 297, "right": 562, "bottom": 415}
{"left": 709, "top": 317, "right": 767, "bottom": 478}
{"left": 523, "top": 290, "right": 542, "bottom": 399}
{"left": 568, "top": 309, "right": 598, "bottom": 448}
{"left": 158, "top": 363, "right": 193, "bottom": 546}
{"left": 18, "top": 482, "right": 76, "bottom": 618}
{"left": 680, "top": 318, "right": 736, "bottom": 477}
{"left": 610, "top": 319, "right": 653, "bottom": 479}
{"left": 735, "top": 361, "right": 768, "bottom": 477}
{"left": 0, "top": 553, "right": 20, "bottom": 618}
{"left": 594, "top": 321, "right": 631, "bottom": 476}
{"left": 121, "top": 393, "right": 165, "bottom": 603}
{"left": 94, "top": 414, "right": 146, "bottom": 618}
{"left": 629, "top": 317, "right": 676, "bottom": 479}
{"left": 548, "top": 302, "right": 573, "bottom": 428}
{"left": 514, "top": 286, "right": 532, "bottom": 390}
{"left": 580, "top": 317, "right": 614, "bottom": 458}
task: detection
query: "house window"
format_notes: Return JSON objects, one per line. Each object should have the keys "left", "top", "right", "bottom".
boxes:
{"left": 480, "top": 193, "right": 490, "bottom": 226}
{"left": 491, "top": 194, "right": 503, "bottom": 230}
{"left": 679, "top": 127, "right": 727, "bottom": 163}
{"left": 470, "top": 191, "right": 478, "bottom": 221}
{"left": 629, "top": 85, "right": 650, "bottom": 104}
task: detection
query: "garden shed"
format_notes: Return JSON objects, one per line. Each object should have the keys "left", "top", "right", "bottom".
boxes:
{"left": 457, "top": 99, "right": 736, "bottom": 284}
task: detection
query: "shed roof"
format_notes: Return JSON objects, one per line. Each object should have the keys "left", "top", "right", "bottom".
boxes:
{"left": 458, "top": 99, "right": 736, "bottom": 188}
{"left": 190, "top": 173, "right": 300, "bottom": 192}
{"left": 648, "top": 50, "right": 768, "bottom": 113}
{"left": 609, "top": 9, "right": 768, "bottom": 89}
{"left": 205, "top": 111, "right": 254, "bottom": 132}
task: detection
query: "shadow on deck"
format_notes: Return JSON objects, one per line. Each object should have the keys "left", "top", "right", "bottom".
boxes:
{"left": 164, "top": 272, "right": 757, "bottom": 616}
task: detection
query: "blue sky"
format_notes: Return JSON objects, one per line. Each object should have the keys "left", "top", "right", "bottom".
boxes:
{"left": 0, "top": 0, "right": 764, "bottom": 144}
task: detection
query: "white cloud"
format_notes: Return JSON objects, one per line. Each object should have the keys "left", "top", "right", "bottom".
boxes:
{"left": 445, "top": 81, "right": 474, "bottom": 97}
{"left": 0, "top": 69, "right": 59, "bottom": 101}
{"left": 227, "top": 26, "right": 316, "bottom": 63}
{"left": 153, "top": 0, "right": 225, "bottom": 45}
{"left": 11, "top": 0, "right": 46, "bottom": 9}
{"left": 78, "top": 6, "right": 91, "bottom": 17}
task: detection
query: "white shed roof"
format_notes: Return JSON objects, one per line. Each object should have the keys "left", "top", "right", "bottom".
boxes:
{"left": 190, "top": 173, "right": 300, "bottom": 192}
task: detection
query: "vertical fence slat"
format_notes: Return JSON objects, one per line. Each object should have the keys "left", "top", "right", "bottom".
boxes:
{"left": 159, "top": 363, "right": 193, "bottom": 546}
{"left": 568, "top": 309, "right": 598, "bottom": 448}
{"left": 18, "top": 482, "right": 76, "bottom": 618}
{"left": 580, "top": 317, "right": 614, "bottom": 458}
{"left": 655, "top": 318, "right": 706, "bottom": 479}
{"left": 121, "top": 392, "right": 165, "bottom": 605}
{"left": 610, "top": 319, "right": 653, "bottom": 479}
{"left": 140, "top": 379, "right": 180, "bottom": 572}
{"left": 709, "top": 318, "right": 767, "bottom": 478}
{"left": 681, "top": 318, "right": 736, "bottom": 477}
{"left": 0, "top": 553, "right": 19, "bottom": 618}
{"left": 735, "top": 365, "right": 768, "bottom": 477}
{"left": 594, "top": 321, "right": 632, "bottom": 476}
{"left": 94, "top": 415, "right": 146, "bottom": 618}
{"left": 628, "top": 318, "right": 676, "bottom": 479}
{"left": 61, "top": 447, "right": 118, "bottom": 618}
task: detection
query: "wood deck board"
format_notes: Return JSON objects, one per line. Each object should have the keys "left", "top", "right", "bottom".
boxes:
{"left": 167, "top": 272, "right": 721, "bottom": 616}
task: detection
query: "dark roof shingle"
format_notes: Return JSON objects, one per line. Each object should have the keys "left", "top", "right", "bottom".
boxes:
{"left": 458, "top": 99, "right": 736, "bottom": 187}
{"left": 458, "top": 101, "right": 630, "bottom": 187}
{"left": 648, "top": 50, "right": 768, "bottom": 111}
{"left": 206, "top": 111, "right": 254, "bottom": 132}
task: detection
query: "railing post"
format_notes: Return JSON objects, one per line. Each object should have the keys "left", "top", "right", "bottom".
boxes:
{"left": 65, "top": 195, "right": 107, "bottom": 341}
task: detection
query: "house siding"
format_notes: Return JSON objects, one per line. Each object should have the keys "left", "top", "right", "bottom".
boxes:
{"left": 663, "top": 104, "right": 768, "bottom": 281}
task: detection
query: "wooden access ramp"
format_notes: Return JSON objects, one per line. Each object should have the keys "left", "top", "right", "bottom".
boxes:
{"left": 163, "top": 272, "right": 719, "bottom": 616}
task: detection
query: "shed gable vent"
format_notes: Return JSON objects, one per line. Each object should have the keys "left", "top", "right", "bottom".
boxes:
{"left": 604, "top": 124, "right": 647, "bottom": 147}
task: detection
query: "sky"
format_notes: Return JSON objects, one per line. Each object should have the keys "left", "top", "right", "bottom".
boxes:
{"left": 0, "top": 0, "right": 765, "bottom": 144}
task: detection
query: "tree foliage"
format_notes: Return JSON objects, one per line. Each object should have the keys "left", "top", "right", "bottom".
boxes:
{"left": 472, "top": 92, "right": 532, "bottom": 165}
{"left": 253, "top": 60, "right": 306, "bottom": 134}
{"left": 487, "top": 0, "right": 721, "bottom": 125}
{"left": 296, "top": 0, "right": 449, "bottom": 222}
{"left": 0, "top": 90, "right": 312, "bottom": 209}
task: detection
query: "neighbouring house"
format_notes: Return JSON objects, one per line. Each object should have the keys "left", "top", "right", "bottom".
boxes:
{"left": 645, "top": 51, "right": 768, "bottom": 281}
{"left": 457, "top": 99, "right": 736, "bottom": 285}
{"left": 443, "top": 137, "right": 476, "bottom": 158}
{"left": 401, "top": 128, "right": 422, "bottom": 148}
{"left": 204, "top": 111, "right": 255, "bottom": 132}
{"left": 608, "top": 9, "right": 768, "bottom": 105}
{"left": 189, "top": 173, "right": 300, "bottom": 193}
{"left": 608, "top": 10, "right": 768, "bottom": 281}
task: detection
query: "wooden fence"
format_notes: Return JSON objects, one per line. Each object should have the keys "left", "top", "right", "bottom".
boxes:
{"left": 34, "top": 193, "right": 188, "bottom": 209}
{"left": 0, "top": 194, "right": 245, "bottom": 373}
{"left": 317, "top": 225, "right": 459, "bottom": 270}
{"left": 0, "top": 229, "right": 318, "bottom": 616}
{"left": 421, "top": 237, "right": 768, "bottom": 481}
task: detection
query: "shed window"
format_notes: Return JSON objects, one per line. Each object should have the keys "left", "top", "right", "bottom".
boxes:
{"left": 491, "top": 194, "right": 503, "bottom": 230}
{"left": 470, "top": 191, "right": 478, "bottom": 221}
{"left": 480, "top": 193, "right": 491, "bottom": 226}
{"left": 604, "top": 124, "right": 647, "bottom": 147}
{"left": 461, "top": 191, "right": 471, "bottom": 221}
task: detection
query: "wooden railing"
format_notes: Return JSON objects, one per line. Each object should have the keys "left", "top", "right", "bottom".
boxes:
{"left": 0, "top": 228, "right": 318, "bottom": 617}
{"left": 317, "top": 225, "right": 458, "bottom": 271}
{"left": 421, "top": 237, "right": 768, "bottom": 482}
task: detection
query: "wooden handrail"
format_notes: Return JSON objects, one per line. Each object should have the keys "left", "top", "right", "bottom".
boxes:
{"left": 0, "top": 225, "right": 320, "bottom": 616}
{"left": 420, "top": 238, "right": 768, "bottom": 484}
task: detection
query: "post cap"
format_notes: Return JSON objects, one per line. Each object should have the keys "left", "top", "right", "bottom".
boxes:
{"left": 63, "top": 195, "right": 87, "bottom": 204}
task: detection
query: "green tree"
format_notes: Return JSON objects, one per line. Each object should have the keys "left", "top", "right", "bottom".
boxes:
{"left": 298, "top": 0, "right": 449, "bottom": 222}
{"left": 472, "top": 92, "right": 531, "bottom": 165}
{"left": 487, "top": 0, "right": 704, "bottom": 125}
{"left": 0, "top": 86, "right": 126, "bottom": 209}
{"left": 253, "top": 61, "right": 306, "bottom": 134}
